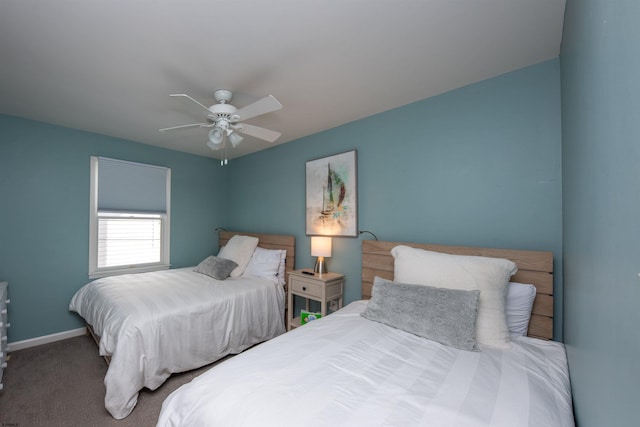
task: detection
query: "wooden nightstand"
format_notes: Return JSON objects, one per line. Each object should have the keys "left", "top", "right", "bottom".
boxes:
{"left": 287, "top": 270, "right": 344, "bottom": 331}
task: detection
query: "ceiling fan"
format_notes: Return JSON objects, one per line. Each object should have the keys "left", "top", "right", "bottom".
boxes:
{"left": 160, "top": 89, "right": 283, "bottom": 158}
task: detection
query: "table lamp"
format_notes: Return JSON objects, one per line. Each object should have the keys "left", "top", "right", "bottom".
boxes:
{"left": 311, "top": 236, "right": 332, "bottom": 274}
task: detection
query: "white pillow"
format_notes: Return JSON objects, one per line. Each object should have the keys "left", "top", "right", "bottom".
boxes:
{"left": 243, "top": 247, "right": 285, "bottom": 285}
{"left": 506, "top": 282, "right": 537, "bottom": 336}
{"left": 217, "top": 235, "right": 259, "bottom": 278}
{"left": 277, "top": 249, "right": 287, "bottom": 285}
{"left": 391, "top": 245, "right": 517, "bottom": 349}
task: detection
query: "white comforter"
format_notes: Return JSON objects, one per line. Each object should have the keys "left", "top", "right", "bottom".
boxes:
{"left": 69, "top": 267, "right": 285, "bottom": 419}
{"left": 158, "top": 300, "right": 574, "bottom": 427}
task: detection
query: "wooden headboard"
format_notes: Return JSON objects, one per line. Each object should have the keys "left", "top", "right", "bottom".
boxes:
{"left": 361, "top": 240, "right": 554, "bottom": 340}
{"left": 219, "top": 231, "right": 296, "bottom": 276}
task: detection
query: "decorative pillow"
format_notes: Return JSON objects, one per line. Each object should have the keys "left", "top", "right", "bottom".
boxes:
{"left": 362, "top": 277, "right": 480, "bottom": 351}
{"left": 217, "top": 235, "right": 259, "bottom": 278}
{"left": 506, "top": 282, "right": 537, "bottom": 336}
{"left": 193, "top": 256, "right": 238, "bottom": 280}
{"left": 391, "top": 245, "right": 517, "bottom": 349}
{"left": 243, "top": 247, "right": 284, "bottom": 285}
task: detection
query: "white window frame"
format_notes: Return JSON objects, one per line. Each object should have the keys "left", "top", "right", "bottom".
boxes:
{"left": 89, "top": 156, "right": 171, "bottom": 278}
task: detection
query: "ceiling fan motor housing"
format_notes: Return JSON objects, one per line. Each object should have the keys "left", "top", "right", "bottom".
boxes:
{"left": 208, "top": 103, "right": 238, "bottom": 119}
{"left": 213, "top": 89, "right": 233, "bottom": 103}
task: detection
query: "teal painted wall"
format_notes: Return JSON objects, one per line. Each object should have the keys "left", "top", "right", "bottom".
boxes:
{"left": 226, "top": 60, "right": 564, "bottom": 338}
{"left": 0, "top": 115, "right": 227, "bottom": 341}
{"left": 0, "top": 60, "right": 564, "bottom": 344}
{"left": 561, "top": 1, "right": 640, "bottom": 425}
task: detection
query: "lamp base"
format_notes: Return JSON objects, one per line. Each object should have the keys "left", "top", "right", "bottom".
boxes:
{"left": 314, "top": 256, "right": 328, "bottom": 274}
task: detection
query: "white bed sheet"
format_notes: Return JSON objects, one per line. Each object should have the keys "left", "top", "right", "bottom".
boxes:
{"left": 69, "top": 267, "right": 285, "bottom": 419}
{"left": 158, "top": 300, "right": 574, "bottom": 427}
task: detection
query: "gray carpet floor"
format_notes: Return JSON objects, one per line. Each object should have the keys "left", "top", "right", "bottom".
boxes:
{"left": 0, "top": 334, "right": 224, "bottom": 427}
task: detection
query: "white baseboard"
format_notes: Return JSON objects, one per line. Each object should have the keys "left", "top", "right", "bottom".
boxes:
{"left": 9, "top": 327, "right": 87, "bottom": 351}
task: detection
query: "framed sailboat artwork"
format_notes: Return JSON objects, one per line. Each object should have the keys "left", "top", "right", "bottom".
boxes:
{"left": 306, "top": 150, "right": 358, "bottom": 237}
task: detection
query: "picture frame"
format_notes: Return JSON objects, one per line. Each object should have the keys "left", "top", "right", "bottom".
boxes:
{"left": 306, "top": 150, "right": 358, "bottom": 237}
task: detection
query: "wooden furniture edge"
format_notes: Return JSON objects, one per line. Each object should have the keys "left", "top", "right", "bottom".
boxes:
{"left": 86, "top": 325, "right": 111, "bottom": 366}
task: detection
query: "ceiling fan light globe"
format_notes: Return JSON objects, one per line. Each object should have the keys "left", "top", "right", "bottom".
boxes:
{"left": 228, "top": 131, "right": 244, "bottom": 148}
{"left": 208, "top": 127, "right": 223, "bottom": 142}
{"left": 207, "top": 128, "right": 224, "bottom": 150}
{"left": 206, "top": 140, "right": 223, "bottom": 151}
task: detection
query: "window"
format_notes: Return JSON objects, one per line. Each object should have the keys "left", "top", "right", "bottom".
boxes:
{"left": 97, "top": 212, "right": 163, "bottom": 268}
{"left": 89, "top": 157, "right": 171, "bottom": 278}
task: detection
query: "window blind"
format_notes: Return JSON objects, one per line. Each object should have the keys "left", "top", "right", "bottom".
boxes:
{"left": 97, "top": 214, "right": 162, "bottom": 268}
{"left": 97, "top": 157, "right": 169, "bottom": 213}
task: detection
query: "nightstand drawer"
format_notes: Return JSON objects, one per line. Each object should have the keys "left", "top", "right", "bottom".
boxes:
{"left": 290, "top": 277, "right": 322, "bottom": 298}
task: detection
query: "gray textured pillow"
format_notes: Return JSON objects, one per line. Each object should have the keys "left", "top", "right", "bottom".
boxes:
{"left": 194, "top": 256, "right": 238, "bottom": 280}
{"left": 361, "top": 277, "right": 481, "bottom": 351}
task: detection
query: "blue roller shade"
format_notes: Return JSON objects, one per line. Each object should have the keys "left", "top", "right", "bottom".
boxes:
{"left": 97, "top": 157, "right": 169, "bottom": 213}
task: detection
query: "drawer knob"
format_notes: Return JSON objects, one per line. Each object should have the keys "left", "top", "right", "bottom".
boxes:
{"left": 302, "top": 286, "right": 306, "bottom": 291}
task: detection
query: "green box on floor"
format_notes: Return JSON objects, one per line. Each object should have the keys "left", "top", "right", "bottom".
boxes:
{"left": 300, "top": 310, "right": 322, "bottom": 325}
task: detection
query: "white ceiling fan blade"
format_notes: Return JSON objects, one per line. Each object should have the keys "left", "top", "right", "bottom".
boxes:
{"left": 159, "top": 122, "right": 209, "bottom": 132}
{"left": 237, "top": 123, "right": 281, "bottom": 142}
{"left": 232, "top": 95, "right": 282, "bottom": 122}
{"left": 169, "top": 94, "right": 211, "bottom": 115}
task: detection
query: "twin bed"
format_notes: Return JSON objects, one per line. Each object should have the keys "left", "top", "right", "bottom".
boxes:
{"left": 71, "top": 234, "right": 574, "bottom": 426}
{"left": 69, "top": 231, "right": 295, "bottom": 419}
{"left": 157, "top": 239, "right": 574, "bottom": 427}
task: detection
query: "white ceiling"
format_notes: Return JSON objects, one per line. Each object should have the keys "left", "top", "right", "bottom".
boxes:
{"left": 0, "top": 0, "right": 566, "bottom": 160}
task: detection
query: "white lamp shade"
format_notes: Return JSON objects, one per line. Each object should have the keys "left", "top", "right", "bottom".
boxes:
{"left": 311, "top": 236, "right": 332, "bottom": 258}
{"left": 207, "top": 140, "right": 223, "bottom": 151}
{"left": 209, "top": 127, "right": 224, "bottom": 145}
{"left": 228, "top": 131, "right": 244, "bottom": 147}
